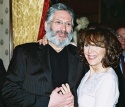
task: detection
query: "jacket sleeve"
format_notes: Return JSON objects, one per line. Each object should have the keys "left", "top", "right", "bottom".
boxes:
{"left": 2, "top": 45, "right": 49, "bottom": 107}
{"left": 0, "top": 59, "right": 6, "bottom": 90}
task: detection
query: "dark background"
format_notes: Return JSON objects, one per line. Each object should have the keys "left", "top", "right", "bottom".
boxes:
{"left": 51, "top": 0, "right": 125, "bottom": 30}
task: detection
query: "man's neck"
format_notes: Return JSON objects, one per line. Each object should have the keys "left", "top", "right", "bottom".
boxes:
{"left": 48, "top": 42, "right": 64, "bottom": 53}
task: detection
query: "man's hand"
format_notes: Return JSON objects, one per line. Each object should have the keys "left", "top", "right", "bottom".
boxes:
{"left": 48, "top": 87, "right": 74, "bottom": 107}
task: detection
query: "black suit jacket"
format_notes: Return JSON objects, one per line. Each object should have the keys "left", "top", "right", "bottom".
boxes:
{"left": 114, "top": 66, "right": 125, "bottom": 107}
{"left": 2, "top": 43, "right": 84, "bottom": 107}
{"left": 0, "top": 59, "right": 6, "bottom": 107}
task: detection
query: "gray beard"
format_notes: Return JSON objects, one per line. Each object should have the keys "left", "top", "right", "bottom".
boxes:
{"left": 45, "top": 26, "right": 73, "bottom": 47}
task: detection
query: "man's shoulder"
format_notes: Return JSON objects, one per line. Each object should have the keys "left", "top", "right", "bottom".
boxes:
{"left": 14, "top": 42, "right": 45, "bottom": 50}
{"left": 15, "top": 42, "right": 39, "bottom": 48}
{"left": 67, "top": 44, "right": 77, "bottom": 49}
{"left": 68, "top": 43, "right": 77, "bottom": 48}
{"left": 13, "top": 42, "right": 45, "bottom": 53}
{"left": 67, "top": 44, "right": 78, "bottom": 55}
{"left": 70, "top": 42, "right": 77, "bottom": 46}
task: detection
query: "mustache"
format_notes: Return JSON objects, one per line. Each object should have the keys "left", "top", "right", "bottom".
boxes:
{"left": 55, "top": 31, "right": 68, "bottom": 35}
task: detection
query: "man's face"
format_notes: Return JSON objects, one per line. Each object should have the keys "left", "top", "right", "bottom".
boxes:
{"left": 116, "top": 28, "right": 125, "bottom": 50}
{"left": 45, "top": 10, "right": 73, "bottom": 47}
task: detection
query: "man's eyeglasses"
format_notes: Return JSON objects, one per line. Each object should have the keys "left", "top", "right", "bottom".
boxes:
{"left": 51, "top": 20, "right": 72, "bottom": 27}
{"left": 117, "top": 34, "right": 125, "bottom": 40}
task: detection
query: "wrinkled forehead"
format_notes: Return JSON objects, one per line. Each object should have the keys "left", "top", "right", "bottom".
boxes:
{"left": 53, "top": 10, "right": 72, "bottom": 21}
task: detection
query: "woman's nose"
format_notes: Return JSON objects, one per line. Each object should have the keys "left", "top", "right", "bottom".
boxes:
{"left": 88, "top": 46, "right": 93, "bottom": 53}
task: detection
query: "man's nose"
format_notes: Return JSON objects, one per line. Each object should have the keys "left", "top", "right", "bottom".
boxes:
{"left": 60, "top": 23, "right": 66, "bottom": 31}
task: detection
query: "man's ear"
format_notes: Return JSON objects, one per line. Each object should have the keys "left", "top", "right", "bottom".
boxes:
{"left": 44, "top": 22, "right": 47, "bottom": 31}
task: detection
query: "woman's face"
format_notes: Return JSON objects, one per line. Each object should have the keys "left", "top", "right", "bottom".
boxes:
{"left": 84, "top": 42, "right": 106, "bottom": 68}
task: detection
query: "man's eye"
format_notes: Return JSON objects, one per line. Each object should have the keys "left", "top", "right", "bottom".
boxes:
{"left": 66, "top": 23, "right": 71, "bottom": 26}
{"left": 56, "top": 21, "right": 61, "bottom": 24}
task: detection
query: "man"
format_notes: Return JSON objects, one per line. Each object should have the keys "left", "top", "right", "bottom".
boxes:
{"left": 2, "top": 3, "right": 84, "bottom": 107}
{"left": 0, "top": 59, "right": 6, "bottom": 107}
{"left": 114, "top": 27, "right": 125, "bottom": 107}
{"left": 116, "top": 27, "right": 125, "bottom": 52}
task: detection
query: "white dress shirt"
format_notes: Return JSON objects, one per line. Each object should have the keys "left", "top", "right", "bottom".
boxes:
{"left": 77, "top": 67, "right": 119, "bottom": 107}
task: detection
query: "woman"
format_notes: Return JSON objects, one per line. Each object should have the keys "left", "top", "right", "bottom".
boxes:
{"left": 59, "top": 26, "right": 122, "bottom": 107}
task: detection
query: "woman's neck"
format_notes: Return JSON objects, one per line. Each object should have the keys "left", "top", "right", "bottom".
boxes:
{"left": 89, "top": 65, "right": 109, "bottom": 75}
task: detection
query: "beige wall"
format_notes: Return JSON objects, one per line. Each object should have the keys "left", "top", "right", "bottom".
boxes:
{"left": 0, "top": 0, "right": 44, "bottom": 70}
{"left": 12, "top": 0, "right": 44, "bottom": 48}
{"left": 0, "top": 0, "right": 10, "bottom": 70}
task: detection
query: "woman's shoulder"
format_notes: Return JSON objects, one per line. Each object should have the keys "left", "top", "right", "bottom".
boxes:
{"left": 101, "top": 67, "right": 118, "bottom": 82}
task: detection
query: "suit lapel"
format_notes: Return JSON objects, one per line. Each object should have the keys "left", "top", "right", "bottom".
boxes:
{"left": 37, "top": 45, "right": 53, "bottom": 86}
{"left": 68, "top": 50, "right": 80, "bottom": 88}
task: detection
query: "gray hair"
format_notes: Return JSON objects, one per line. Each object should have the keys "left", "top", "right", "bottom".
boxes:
{"left": 46, "top": 3, "right": 75, "bottom": 27}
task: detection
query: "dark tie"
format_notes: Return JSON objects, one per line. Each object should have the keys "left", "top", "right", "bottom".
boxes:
{"left": 121, "top": 55, "right": 125, "bottom": 78}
